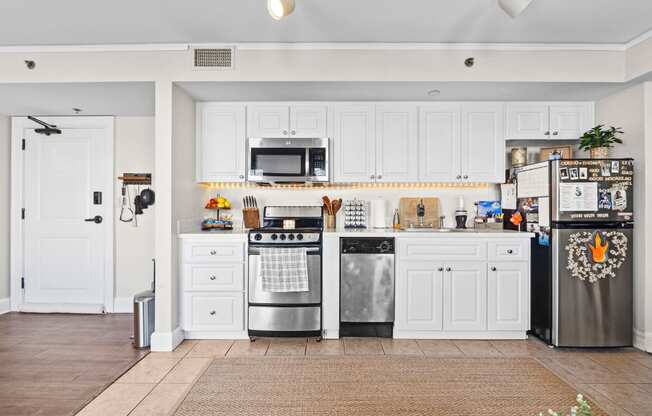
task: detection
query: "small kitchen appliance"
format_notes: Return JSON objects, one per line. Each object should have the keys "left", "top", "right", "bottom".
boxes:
{"left": 247, "top": 137, "right": 329, "bottom": 184}
{"left": 343, "top": 199, "right": 368, "bottom": 229}
{"left": 515, "top": 159, "right": 634, "bottom": 347}
{"left": 247, "top": 206, "right": 323, "bottom": 340}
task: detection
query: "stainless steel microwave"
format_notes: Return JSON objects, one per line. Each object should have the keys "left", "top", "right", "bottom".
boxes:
{"left": 247, "top": 137, "right": 329, "bottom": 184}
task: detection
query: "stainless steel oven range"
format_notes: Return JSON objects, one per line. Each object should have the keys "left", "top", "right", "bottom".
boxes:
{"left": 247, "top": 206, "right": 323, "bottom": 340}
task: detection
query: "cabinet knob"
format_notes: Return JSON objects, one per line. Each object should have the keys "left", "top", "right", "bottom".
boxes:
{"left": 291, "top": 130, "right": 296, "bottom": 135}
{"left": 456, "top": 175, "right": 462, "bottom": 180}
{"left": 377, "top": 174, "right": 383, "bottom": 179}
{"left": 445, "top": 267, "right": 452, "bottom": 272}
{"left": 239, "top": 174, "right": 245, "bottom": 179}
{"left": 209, "top": 250, "right": 217, "bottom": 255}
{"left": 437, "top": 267, "right": 444, "bottom": 272}
{"left": 552, "top": 131, "right": 559, "bottom": 136}
{"left": 463, "top": 175, "right": 468, "bottom": 180}
{"left": 283, "top": 130, "right": 288, "bottom": 135}
{"left": 491, "top": 266, "right": 497, "bottom": 271}
{"left": 209, "top": 310, "right": 216, "bottom": 316}
{"left": 370, "top": 174, "right": 375, "bottom": 180}
{"left": 209, "top": 275, "right": 216, "bottom": 281}
{"left": 507, "top": 249, "right": 514, "bottom": 254}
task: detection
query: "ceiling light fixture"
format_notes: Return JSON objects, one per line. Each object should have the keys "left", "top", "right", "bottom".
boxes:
{"left": 267, "top": 0, "right": 295, "bottom": 20}
{"left": 497, "top": 0, "right": 534, "bottom": 18}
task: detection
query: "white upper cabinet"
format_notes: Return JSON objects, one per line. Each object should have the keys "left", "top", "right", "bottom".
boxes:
{"left": 549, "top": 104, "right": 592, "bottom": 140}
{"left": 506, "top": 102, "right": 593, "bottom": 141}
{"left": 419, "top": 104, "right": 461, "bottom": 182}
{"left": 331, "top": 104, "right": 376, "bottom": 183}
{"left": 505, "top": 103, "right": 549, "bottom": 141}
{"left": 375, "top": 104, "right": 418, "bottom": 182}
{"left": 290, "top": 105, "right": 328, "bottom": 137}
{"left": 248, "top": 104, "right": 327, "bottom": 137}
{"left": 461, "top": 103, "right": 505, "bottom": 183}
{"left": 196, "top": 103, "right": 246, "bottom": 182}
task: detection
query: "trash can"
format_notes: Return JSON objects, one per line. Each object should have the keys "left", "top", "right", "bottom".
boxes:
{"left": 133, "top": 290, "right": 155, "bottom": 348}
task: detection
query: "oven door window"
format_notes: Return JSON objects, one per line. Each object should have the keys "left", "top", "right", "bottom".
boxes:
{"left": 250, "top": 148, "right": 306, "bottom": 177}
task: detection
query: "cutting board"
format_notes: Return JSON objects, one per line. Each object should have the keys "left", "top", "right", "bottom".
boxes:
{"left": 399, "top": 197, "right": 441, "bottom": 229}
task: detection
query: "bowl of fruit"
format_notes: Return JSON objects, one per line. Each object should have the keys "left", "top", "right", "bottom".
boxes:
{"left": 202, "top": 195, "right": 234, "bottom": 231}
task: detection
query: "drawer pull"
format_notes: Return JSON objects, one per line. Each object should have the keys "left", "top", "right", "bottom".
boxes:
{"left": 491, "top": 266, "right": 497, "bottom": 271}
{"left": 445, "top": 267, "right": 452, "bottom": 272}
{"left": 437, "top": 267, "right": 444, "bottom": 272}
{"left": 209, "top": 250, "right": 217, "bottom": 255}
{"left": 209, "top": 310, "right": 216, "bottom": 316}
{"left": 507, "top": 249, "right": 514, "bottom": 254}
{"left": 209, "top": 275, "right": 217, "bottom": 281}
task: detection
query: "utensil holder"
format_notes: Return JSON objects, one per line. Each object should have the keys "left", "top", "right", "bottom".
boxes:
{"left": 243, "top": 208, "right": 260, "bottom": 229}
{"left": 326, "top": 214, "right": 336, "bottom": 230}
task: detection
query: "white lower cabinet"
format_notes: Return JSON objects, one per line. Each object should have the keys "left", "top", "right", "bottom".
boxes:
{"left": 180, "top": 239, "right": 247, "bottom": 338}
{"left": 487, "top": 262, "right": 529, "bottom": 331}
{"left": 443, "top": 262, "right": 487, "bottom": 331}
{"left": 395, "top": 237, "right": 531, "bottom": 339}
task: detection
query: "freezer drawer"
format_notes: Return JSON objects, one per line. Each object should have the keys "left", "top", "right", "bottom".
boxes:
{"left": 552, "top": 226, "right": 633, "bottom": 347}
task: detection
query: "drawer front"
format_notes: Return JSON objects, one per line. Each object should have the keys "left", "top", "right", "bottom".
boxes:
{"left": 184, "top": 264, "right": 244, "bottom": 292}
{"left": 183, "top": 292, "right": 244, "bottom": 332}
{"left": 399, "top": 239, "right": 487, "bottom": 261}
{"left": 183, "top": 241, "right": 244, "bottom": 263}
{"left": 488, "top": 240, "right": 528, "bottom": 261}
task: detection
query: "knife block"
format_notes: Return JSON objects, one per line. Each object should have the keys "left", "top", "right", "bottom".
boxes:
{"left": 243, "top": 208, "right": 260, "bottom": 229}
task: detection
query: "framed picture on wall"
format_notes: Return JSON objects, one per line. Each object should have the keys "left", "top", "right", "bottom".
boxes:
{"left": 539, "top": 145, "right": 573, "bottom": 161}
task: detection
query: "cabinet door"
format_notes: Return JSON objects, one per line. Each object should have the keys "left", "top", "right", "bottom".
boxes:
{"left": 196, "top": 103, "right": 246, "bottom": 182}
{"left": 443, "top": 262, "right": 487, "bottom": 331}
{"left": 487, "top": 262, "right": 528, "bottom": 331}
{"left": 461, "top": 103, "right": 505, "bottom": 183}
{"left": 330, "top": 104, "right": 376, "bottom": 183}
{"left": 247, "top": 105, "right": 289, "bottom": 137}
{"left": 375, "top": 104, "right": 418, "bottom": 182}
{"left": 418, "top": 104, "right": 461, "bottom": 182}
{"left": 290, "top": 105, "right": 327, "bottom": 137}
{"left": 549, "top": 103, "right": 592, "bottom": 140}
{"left": 396, "top": 261, "right": 444, "bottom": 331}
{"left": 505, "top": 103, "right": 549, "bottom": 140}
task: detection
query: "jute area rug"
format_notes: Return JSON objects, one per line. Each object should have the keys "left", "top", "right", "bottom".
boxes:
{"left": 174, "top": 356, "right": 604, "bottom": 415}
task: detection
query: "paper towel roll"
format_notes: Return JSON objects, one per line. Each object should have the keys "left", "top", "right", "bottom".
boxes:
{"left": 370, "top": 199, "right": 387, "bottom": 229}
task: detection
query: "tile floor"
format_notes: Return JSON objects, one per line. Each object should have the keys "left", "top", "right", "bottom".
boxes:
{"left": 77, "top": 337, "right": 652, "bottom": 416}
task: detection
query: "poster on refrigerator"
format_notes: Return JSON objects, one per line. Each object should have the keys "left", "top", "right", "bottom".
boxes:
{"left": 559, "top": 182, "right": 598, "bottom": 212}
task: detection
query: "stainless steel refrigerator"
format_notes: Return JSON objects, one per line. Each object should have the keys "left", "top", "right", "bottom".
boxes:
{"left": 515, "top": 159, "right": 633, "bottom": 347}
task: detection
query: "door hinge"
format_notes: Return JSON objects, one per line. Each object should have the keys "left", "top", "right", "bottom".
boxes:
{"left": 22, "top": 139, "right": 26, "bottom": 150}
{"left": 21, "top": 208, "right": 25, "bottom": 220}
{"left": 21, "top": 277, "right": 25, "bottom": 289}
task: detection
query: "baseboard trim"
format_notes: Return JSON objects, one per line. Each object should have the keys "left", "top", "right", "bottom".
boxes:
{"left": 0, "top": 298, "right": 10, "bottom": 315}
{"left": 113, "top": 297, "right": 133, "bottom": 314}
{"left": 18, "top": 302, "right": 105, "bottom": 314}
{"left": 393, "top": 330, "right": 528, "bottom": 340}
{"left": 150, "top": 326, "right": 184, "bottom": 352}
{"left": 184, "top": 330, "right": 248, "bottom": 340}
{"left": 634, "top": 328, "right": 646, "bottom": 350}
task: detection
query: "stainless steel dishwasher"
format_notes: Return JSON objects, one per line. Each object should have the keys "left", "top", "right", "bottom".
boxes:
{"left": 340, "top": 237, "right": 395, "bottom": 337}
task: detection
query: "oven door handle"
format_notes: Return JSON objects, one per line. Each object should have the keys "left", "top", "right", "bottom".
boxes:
{"left": 248, "top": 247, "right": 321, "bottom": 255}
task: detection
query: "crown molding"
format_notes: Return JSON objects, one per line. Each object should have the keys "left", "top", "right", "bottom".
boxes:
{"left": 0, "top": 43, "right": 189, "bottom": 53}
{"left": 625, "top": 27, "right": 652, "bottom": 50}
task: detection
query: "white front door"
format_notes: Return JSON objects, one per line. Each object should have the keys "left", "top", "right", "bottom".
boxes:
{"left": 22, "top": 121, "right": 113, "bottom": 312}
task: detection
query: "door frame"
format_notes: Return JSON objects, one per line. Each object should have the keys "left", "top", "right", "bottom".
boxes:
{"left": 10, "top": 116, "right": 115, "bottom": 312}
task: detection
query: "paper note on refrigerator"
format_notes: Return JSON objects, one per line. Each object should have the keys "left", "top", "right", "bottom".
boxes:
{"left": 538, "top": 197, "right": 550, "bottom": 227}
{"left": 559, "top": 182, "right": 598, "bottom": 212}
{"left": 500, "top": 184, "right": 517, "bottom": 210}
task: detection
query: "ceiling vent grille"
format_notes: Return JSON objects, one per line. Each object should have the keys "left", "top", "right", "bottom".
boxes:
{"left": 192, "top": 48, "right": 235, "bottom": 70}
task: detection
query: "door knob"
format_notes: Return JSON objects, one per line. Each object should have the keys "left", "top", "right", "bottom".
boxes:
{"left": 84, "top": 215, "right": 103, "bottom": 224}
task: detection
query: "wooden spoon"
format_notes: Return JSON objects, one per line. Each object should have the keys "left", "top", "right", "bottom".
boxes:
{"left": 332, "top": 198, "right": 342, "bottom": 215}
{"left": 322, "top": 196, "right": 332, "bottom": 215}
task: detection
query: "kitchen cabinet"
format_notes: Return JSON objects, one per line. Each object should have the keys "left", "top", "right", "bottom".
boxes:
{"left": 331, "top": 104, "right": 376, "bottom": 182}
{"left": 506, "top": 102, "right": 593, "bottom": 141}
{"left": 375, "top": 105, "right": 419, "bottom": 182}
{"left": 248, "top": 104, "right": 327, "bottom": 137}
{"left": 419, "top": 104, "right": 461, "bottom": 182}
{"left": 443, "top": 261, "right": 487, "bottom": 331}
{"left": 196, "top": 103, "right": 246, "bottom": 182}
{"left": 396, "top": 261, "right": 444, "bottom": 331}
{"left": 461, "top": 103, "right": 505, "bottom": 183}
{"left": 487, "top": 262, "right": 529, "bottom": 331}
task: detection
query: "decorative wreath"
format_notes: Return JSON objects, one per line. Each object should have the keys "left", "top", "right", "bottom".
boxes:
{"left": 565, "top": 231, "right": 628, "bottom": 283}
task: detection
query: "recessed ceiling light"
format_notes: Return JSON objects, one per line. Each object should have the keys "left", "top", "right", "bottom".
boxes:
{"left": 267, "top": 0, "right": 295, "bottom": 20}
{"left": 498, "top": 0, "right": 534, "bottom": 18}
{"left": 427, "top": 89, "right": 441, "bottom": 96}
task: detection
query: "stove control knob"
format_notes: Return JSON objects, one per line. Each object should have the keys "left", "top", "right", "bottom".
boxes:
{"left": 271, "top": 234, "right": 278, "bottom": 241}
{"left": 288, "top": 234, "right": 295, "bottom": 241}
{"left": 296, "top": 234, "right": 304, "bottom": 241}
{"left": 279, "top": 234, "right": 287, "bottom": 241}
{"left": 379, "top": 241, "right": 391, "bottom": 252}
{"left": 254, "top": 233, "right": 263, "bottom": 241}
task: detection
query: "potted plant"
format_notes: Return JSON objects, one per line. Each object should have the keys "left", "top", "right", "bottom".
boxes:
{"left": 578, "top": 125, "right": 624, "bottom": 159}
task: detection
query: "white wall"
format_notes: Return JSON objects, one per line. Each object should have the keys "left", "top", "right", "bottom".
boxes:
{"left": 113, "top": 117, "right": 156, "bottom": 311}
{"left": 0, "top": 115, "right": 10, "bottom": 310}
{"left": 595, "top": 84, "right": 648, "bottom": 349}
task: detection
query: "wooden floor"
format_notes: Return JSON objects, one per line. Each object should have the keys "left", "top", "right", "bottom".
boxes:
{"left": 78, "top": 337, "right": 652, "bottom": 416}
{"left": 0, "top": 312, "right": 148, "bottom": 416}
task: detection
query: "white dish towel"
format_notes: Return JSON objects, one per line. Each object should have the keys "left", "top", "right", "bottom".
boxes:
{"left": 259, "top": 247, "right": 310, "bottom": 292}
